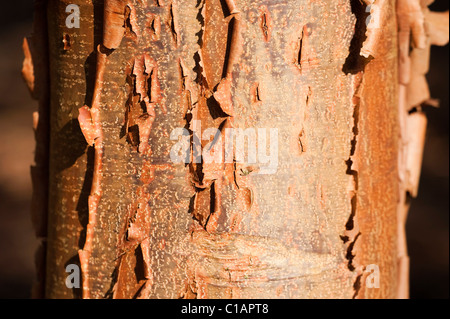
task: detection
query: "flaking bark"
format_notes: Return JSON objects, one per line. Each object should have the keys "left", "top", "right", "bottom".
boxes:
{"left": 24, "top": 0, "right": 448, "bottom": 299}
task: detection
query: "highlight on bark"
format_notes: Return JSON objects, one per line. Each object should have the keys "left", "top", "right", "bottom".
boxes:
{"left": 22, "top": 0, "right": 448, "bottom": 299}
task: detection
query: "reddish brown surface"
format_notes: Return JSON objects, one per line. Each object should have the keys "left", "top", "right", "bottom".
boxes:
{"left": 41, "top": 0, "right": 397, "bottom": 298}
{"left": 0, "top": 0, "right": 446, "bottom": 300}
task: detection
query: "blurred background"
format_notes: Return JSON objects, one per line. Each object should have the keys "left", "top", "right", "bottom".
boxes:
{"left": 0, "top": 0, "right": 447, "bottom": 299}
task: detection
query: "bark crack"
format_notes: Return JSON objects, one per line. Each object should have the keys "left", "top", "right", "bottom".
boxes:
{"left": 341, "top": 73, "right": 364, "bottom": 299}
{"left": 167, "top": 2, "right": 180, "bottom": 47}
{"left": 259, "top": 6, "right": 272, "bottom": 42}
{"left": 342, "top": 0, "right": 373, "bottom": 74}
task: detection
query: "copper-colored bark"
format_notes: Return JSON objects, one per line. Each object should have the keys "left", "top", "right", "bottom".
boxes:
{"left": 23, "top": 0, "right": 448, "bottom": 299}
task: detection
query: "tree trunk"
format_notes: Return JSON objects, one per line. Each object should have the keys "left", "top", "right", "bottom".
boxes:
{"left": 22, "top": 0, "right": 448, "bottom": 299}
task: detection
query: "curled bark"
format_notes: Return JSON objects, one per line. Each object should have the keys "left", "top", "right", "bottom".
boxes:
{"left": 23, "top": 0, "right": 448, "bottom": 299}
{"left": 396, "top": 0, "right": 449, "bottom": 299}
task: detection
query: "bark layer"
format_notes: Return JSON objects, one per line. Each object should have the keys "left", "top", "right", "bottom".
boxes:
{"left": 23, "top": 0, "right": 448, "bottom": 299}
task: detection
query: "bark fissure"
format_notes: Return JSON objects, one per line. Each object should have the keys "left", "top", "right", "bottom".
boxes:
{"left": 259, "top": 6, "right": 272, "bottom": 43}
{"left": 77, "top": 46, "right": 107, "bottom": 299}
{"left": 297, "top": 27, "right": 305, "bottom": 71}
{"left": 77, "top": 0, "right": 139, "bottom": 299}
{"left": 341, "top": 72, "right": 364, "bottom": 299}
{"left": 168, "top": 2, "right": 180, "bottom": 46}
{"left": 343, "top": 0, "right": 372, "bottom": 74}
{"left": 185, "top": 0, "right": 242, "bottom": 234}
{"left": 23, "top": 0, "right": 448, "bottom": 299}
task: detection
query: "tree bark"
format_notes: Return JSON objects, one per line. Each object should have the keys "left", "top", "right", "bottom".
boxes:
{"left": 23, "top": 0, "right": 448, "bottom": 299}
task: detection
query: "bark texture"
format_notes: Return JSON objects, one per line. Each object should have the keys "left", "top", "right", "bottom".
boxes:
{"left": 395, "top": 0, "right": 449, "bottom": 299}
{"left": 23, "top": 0, "right": 448, "bottom": 299}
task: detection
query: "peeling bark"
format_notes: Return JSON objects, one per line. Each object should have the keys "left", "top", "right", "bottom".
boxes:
{"left": 24, "top": 0, "right": 448, "bottom": 299}
{"left": 22, "top": 0, "right": 50, "bottom": 299}
{"left": 395, "top": 0, "right": 449, "bottom": 299}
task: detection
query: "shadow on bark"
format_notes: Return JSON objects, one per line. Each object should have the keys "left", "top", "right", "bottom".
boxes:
{"left": 343, "top": 0, "right": 373, "bottom": 74}
{"left": 53, "top": 119, "right": 88, "bottom": 173}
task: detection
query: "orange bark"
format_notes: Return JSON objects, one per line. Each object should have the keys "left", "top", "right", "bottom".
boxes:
{"left": 23, "top": 0, "right": 448, "bottom": 299}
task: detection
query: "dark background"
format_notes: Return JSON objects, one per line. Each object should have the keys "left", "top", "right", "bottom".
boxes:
{"left": 0, "top": 1, "right": 448, "bottom": 299}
